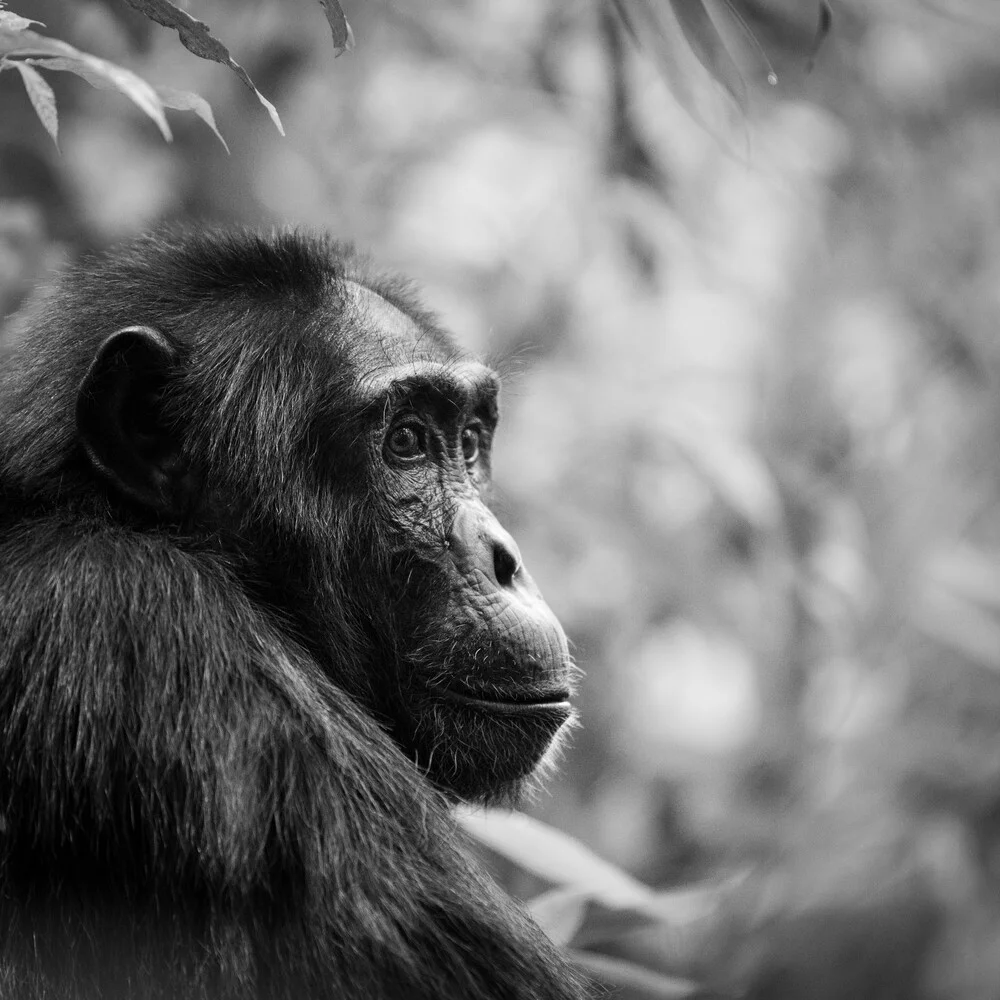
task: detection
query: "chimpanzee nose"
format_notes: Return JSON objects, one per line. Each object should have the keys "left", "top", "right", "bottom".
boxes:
{"left": 489, "top": 526, "right": 522, "bottom": 589}
{"left": 448, "top": 503, "right": 524, "bottom": 590}
{"left": 447, "top": 502, "right": 568, "bottom": 666}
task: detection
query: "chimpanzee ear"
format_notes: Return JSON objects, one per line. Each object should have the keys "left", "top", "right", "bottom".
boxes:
{"left": 77, "top": 325, "right": 187, "bottom": 515}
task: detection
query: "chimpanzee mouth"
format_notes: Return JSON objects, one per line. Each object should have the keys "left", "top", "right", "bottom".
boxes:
{"left": 434, "top": 684, "right": 572, "bottom": 717}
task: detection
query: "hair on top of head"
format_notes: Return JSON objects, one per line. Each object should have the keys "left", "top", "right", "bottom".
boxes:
{"left": 172, "top": 229, "right": 342, "bottom": 304}
{"left": 59, "top": 228, "right": 449, "bottom": 349}
{"left": 79, "top": 227, "right": 352, "bottom": 310}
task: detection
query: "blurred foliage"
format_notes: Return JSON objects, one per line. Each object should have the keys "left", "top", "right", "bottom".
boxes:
{"left": 611, "top": 0, "right": 832, "bottom": 119}
{"left": 3, "top": 0, "right": 1000, "bottom": 997}
{"left": 0, "top": 0, "right": 356, "bottom": 144}
{"left": 0, "top": 0, "right": 830, "bottom": 150}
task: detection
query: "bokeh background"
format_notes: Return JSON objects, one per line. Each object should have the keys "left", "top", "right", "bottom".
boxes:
{"left": 3, "top": 1, "right": 1000, "bottom": 996}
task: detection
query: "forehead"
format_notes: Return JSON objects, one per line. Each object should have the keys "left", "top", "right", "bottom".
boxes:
{"left": 339, "top": 281, "right": 499, "bottom": 411}
{"left": 344, "top": 280, "right": 426, "bottom": 349}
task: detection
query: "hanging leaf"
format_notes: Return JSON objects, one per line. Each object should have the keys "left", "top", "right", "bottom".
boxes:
{"left": 612, "top": 0, "right": 748, "bottom": 116}
{"left": 18, "top": 54, "right": 171, "bottom": 140}
{"left": 0, "top": 28, "right": 172, "bottom": 140}
{"left": 118, "top": 0, "right": 284, "bottom": 135}
{"left": 612, "top": 0, "right": 835, "bottom": 114}
{"left": 668, "top": 0, "right": 747, "bottom": 107}
{"left": 10, "top": 61, "right": 58, "bottom": 146}
{"left": 156, "top": 85, "right": 230, "bottom": 153}
{"left": 0, "top": 9, "right": 42, "bottom": 32}
{"left": 716, "top": 0, "right": 833, "bottom": 75}
{"left": 610, "top": 0, "right": 747, "bottom": 140}
{"left": 316, "top": 0, "right": 354, "bottom": 57}
{"left": 0, "top": 27, "right": 232, "bottom": 148}
{"left": 808, "top": 1, "right": 833, "bottom": 69}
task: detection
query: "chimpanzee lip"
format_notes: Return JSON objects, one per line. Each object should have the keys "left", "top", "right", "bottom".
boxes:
{"left": 435, "top": 684, "right": 572, "bottom": 716}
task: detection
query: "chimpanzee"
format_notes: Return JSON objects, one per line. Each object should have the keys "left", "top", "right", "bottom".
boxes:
{"left": 0, "top": 229, "right": 588, "bottom": 999}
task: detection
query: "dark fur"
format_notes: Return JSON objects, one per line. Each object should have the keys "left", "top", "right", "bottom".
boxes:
{"left": 0, "top": 230, "right": 588, "bottom": 998}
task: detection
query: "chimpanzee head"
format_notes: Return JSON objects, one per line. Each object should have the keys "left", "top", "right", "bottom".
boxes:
{"left": 24, "top": 229, "right": 577, "bottom": 804}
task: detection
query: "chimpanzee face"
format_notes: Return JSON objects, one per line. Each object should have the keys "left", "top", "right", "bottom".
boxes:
{"left": 75, "top": 266, "right": 576, "bottom": 806}
{"left": 339, "top": 285, "right": 575, "bottom": 802}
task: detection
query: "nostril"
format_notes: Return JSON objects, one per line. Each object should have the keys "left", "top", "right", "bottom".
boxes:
{"left": 451, "top": 506, "right": 525, "bottom": 589}
{"left": 493, "top": 541, "right": 519, "bottom": 588}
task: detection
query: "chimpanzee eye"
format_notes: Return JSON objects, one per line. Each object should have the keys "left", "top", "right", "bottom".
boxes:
{"left": 461, "top": 426, "right": 480, "bottom": 464}
{"left": 385, "top": 423, "right": 425, "bottom": 461}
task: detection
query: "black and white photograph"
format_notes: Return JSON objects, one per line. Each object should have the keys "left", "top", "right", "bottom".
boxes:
{"left": 1, "top": 2, "right": 999, "bottom": 997}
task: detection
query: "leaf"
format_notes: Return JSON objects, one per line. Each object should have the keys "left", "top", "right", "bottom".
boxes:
{"left": 808, "top": 1, "right": 833, "bottom": 69}
{"left": 925, "top": 544, "right": 1000, "bottom": 613}
{"left": 529, "top": 887, "right": 590, "bottom": 946}
{"left": 156, "top": 85, "right": 229, "bottom": 153}
{"left": 461, "top": 808, "right": 731, "bottom": 928}
{"left": 569, "top": 951, "right": 705, "bottom": 999}
{"left": 916, "top": 558, "right": 1000, "bottom": 671}
{"left": 612, "top": 0, "right": 746, "bottom": 111}
{"left": 717, "top": 0, "right": 832, "bottom": 75}
{"left": 316, "top": 0, "right": 355, "bottom": 56}
{"left": 119, "top": 0, "right": 284, "bottom": 135}
{"left": 459, "top": 808, "right": 655, "bottom": 908}
{"left": 530, "top": 886, "right": 661, "bottom": 948}
{"left": 0, "top": 10, "right": 42, "bottom": 32}
{"left": 668, "top": 0, "right": 746, "bottom": 108}
{"left": 19, "top": 55, "right": 171, "bottom": 141}
{"left": 12, "top": 61, "right": 57, "bottom": 146}
{"left": 610, "top": 0, "right": 745, "bottom": 137}
{"left": 0, "top": 28, "right": 171, "bottom": 140}
{"left": 615, "top": 0, "right": 834, "bottom": 115}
